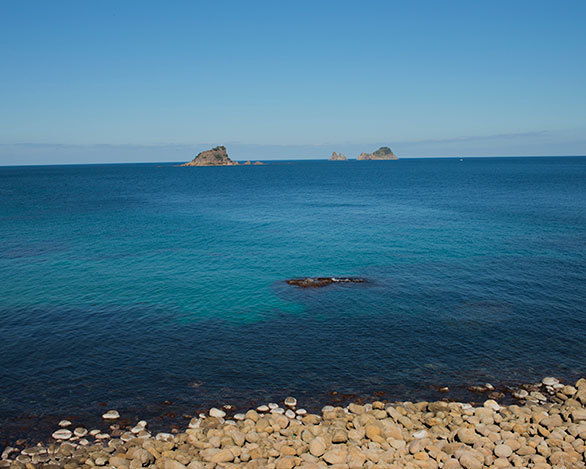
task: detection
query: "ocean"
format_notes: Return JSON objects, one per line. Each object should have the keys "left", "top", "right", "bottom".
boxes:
{"left": 0, "top": 157, "right": 585, "bottom": 442}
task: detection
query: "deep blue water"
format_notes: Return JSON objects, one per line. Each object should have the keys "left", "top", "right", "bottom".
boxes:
{"left": 1, "top": 157, "right": 585, "bottom": 441}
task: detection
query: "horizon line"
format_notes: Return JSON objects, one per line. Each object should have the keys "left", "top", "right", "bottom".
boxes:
{"left": 1, "top": 154, "right": 585, "bottom": 167}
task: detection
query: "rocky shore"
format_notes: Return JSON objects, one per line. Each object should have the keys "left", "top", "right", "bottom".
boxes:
{"left": 2, "top": 377, "right": 585, "bottom": 469}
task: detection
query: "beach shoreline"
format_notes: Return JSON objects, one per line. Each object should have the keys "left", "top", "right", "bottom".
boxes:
{"left": 2, "top": 376, "right": 585, "bottom": 468}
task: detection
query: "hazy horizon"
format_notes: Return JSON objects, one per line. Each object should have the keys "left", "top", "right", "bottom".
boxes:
{"left": 0, "top": 147, "right": 584, "bottom": 167}
{"left": 2, "top": 134, "right": 586, "bottom": 166}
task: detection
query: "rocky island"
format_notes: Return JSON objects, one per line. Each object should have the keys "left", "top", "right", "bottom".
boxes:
{"left": 180, "top": 147, "right": 265, "bottom": 166}
{"left": 181, "top": 146, "right": 238, "bottom": 166}
{"left": 329, "top": 152, "right": 348, "bottom": 161}
{"left": 358, "top": 147, "right": 398, "bottom": 160}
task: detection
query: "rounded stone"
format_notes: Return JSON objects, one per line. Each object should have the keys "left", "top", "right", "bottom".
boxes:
{"left": 323, "top": 447, "right": 347, "bottom": 465}
{"left": 483, "top": 399, "right": 500, "bottom": 411}
{"left": 494, "top": 444, "right": 513, "bottom": 458}
{"left": 275, "top": 456, "right": 297, "bottom": 469}
{"left": 22, "top": 447, "right": 46, "bottom": 457}
{"left": 58, "top": 420, "right": 72, "bottom": 427}
{"left": 444, "top": 458, "right": 462, "bottom": 469}
{"left": 73, "top": 427, "right": 87, "bottom": 437}
{"left": 348, "top": 403, "right": 366, "bottom": 414}
{"left": 457, "top": 428, "right": 479, "bottom": 444}
{"left": 309, "top": 437, "right": 327, "bottom": 457}
{"left": 131, "top": 424, "right": 144, "bottom": 433}
{"left": 268, "top": 402, "right": 278, "bottom": 410}
{"left": 295, "top": 408, "right": 307, "bottom": 415}
{"left": 365, "top": 424, "right": 382, "bottom": 440}
{"left": 460, "top": 452, "right": 482, "bottom": 469}
{"left": 271, "top": 407, "right": 285, "bottom": 414}
{"left": 332, "top": 429, "right": 348, "bottom": 443}
{"left": 285, "top": 409, "right": 296, "bottom": 419}
{"left": 209, "top": 407, "right": 226, "bottom": 418}
{"left": 542, "top": 377, "right": 559, "bottom": 386}
{"left": 513, "top": 389, "right": 528, "bottom": 399}
{"left": 211, "top": 448, "right": 234, "bottom": 463}
{"left": 256, "top": 405, "right": 269, "bottom": 412}
{"left": 102, "top": 410, "right": 120, "bottom": 420}
{"left": 284, "top": 396, "right": 297, "bottom": 407}
{"left": 52, "top": 429, "right": 72, "bottom": 440}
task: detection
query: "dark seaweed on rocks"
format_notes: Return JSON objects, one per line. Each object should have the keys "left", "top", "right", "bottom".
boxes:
{"left": 286, "top": 277, "right": 365, "bottom": 288}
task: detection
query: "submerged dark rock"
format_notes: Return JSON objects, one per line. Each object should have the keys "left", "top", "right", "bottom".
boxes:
{"left": 286, "top": 277, "right": 365, "bottom": 288}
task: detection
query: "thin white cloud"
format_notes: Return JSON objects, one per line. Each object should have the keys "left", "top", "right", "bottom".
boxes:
{"left": 1, "top": 129, "right": 585, "bottom": 165}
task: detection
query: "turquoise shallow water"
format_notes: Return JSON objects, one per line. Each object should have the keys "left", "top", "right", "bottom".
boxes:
{"left": 0, "top": 157, "right": 585, "bottom": 441}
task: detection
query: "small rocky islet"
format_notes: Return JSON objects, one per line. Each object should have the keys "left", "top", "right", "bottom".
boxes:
{"left": 357, "top": 147, "right": 398, "bottom": 161}
{"left": 3, "top": 377, "right": 585, "bottom": 468}
{"left": 180, "top": 147, "right": 264, "bottom": 167}
{"left": 329, "top": 152, "right": 348, "bottom": 161}
{"left": 329, "top": 147, "right": 398, "bottom": 161}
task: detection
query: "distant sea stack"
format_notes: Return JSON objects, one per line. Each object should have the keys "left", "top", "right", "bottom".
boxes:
{"left": 357, "top": 146, "right": 398, "bottom": 160}
{"left": 329, "top": 152, "right": 348, "bottom": 161}
{"left": 181, "top": 146, "right": 238, "bottom": 166}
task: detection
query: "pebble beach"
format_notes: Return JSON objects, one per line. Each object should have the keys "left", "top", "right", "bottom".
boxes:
{"left": 2, "top": 377, "right": 586, "bottom": 469}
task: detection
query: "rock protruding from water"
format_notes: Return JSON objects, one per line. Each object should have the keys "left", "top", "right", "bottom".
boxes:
{"left": 357, "top": 146, "right": 398, "bottom": 160}
{"left": 286, "top": 277, "right": 365, "bottom": 288}
{"left": 181, "top": 146, "right": 238, "bottom": 166}
{"left": 329, "top": 152, "right": 348, "bottom": 161}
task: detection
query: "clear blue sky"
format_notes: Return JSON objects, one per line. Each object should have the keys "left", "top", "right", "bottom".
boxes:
{"left": 1, "top": 0, "right": 585, "bottom": 164}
